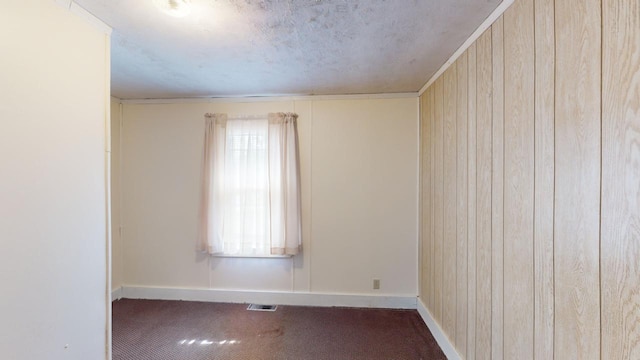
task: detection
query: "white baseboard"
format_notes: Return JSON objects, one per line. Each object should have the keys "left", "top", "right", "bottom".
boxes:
{"left": 416, "top": 298, "right": 461, "bottom": 360}
{"left": 111, "top": 287, "right": 123, "bottom": 301}
{"left": 119, "top": 286, "right": 417, "bottom": 309}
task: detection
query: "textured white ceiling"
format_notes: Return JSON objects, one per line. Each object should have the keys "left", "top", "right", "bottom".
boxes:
{"left": 74, "top": 0, "right": 502, "bottom": 99}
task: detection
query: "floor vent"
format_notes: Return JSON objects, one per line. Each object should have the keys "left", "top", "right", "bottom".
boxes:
{"left": 247, "top": 304, "right": 278, "bottom": 312}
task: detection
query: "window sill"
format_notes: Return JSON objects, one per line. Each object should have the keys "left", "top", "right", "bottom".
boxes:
{"left": 211, "top": 254, "right": 292, "bottom": 259}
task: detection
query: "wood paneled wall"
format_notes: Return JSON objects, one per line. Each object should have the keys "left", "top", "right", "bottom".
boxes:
{"left": 418, "top": 0, "right": 640, "bottom": 358}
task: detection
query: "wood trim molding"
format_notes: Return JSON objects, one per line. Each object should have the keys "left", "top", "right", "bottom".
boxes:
{"left": 418, "top": 0, "right": 514, "bottom": 96}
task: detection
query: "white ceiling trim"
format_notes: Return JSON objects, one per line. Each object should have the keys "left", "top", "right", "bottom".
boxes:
{"left": 120, "top": 92, "right": 419, "bottom": 104}
{"left": 55, "top": 0, "right": 112, "bottom": 34}
{"left": 70, "top": 1, "right": 112, "bottom": 34}
{"left": 418, "top": 0, "right": 514, "bottom": 96}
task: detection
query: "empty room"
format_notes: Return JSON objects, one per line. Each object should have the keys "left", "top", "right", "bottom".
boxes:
{"left": 1, "top": 0, "right": 639, "bottom": 359}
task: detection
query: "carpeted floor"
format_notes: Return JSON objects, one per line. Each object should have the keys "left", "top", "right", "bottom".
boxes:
{"left": 112, "top": 299, "right": 446, "bottom": 360}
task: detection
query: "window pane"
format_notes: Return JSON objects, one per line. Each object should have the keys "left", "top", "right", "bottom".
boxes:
{"left": 222, "top": 119, "right": 270, "bottom": 255}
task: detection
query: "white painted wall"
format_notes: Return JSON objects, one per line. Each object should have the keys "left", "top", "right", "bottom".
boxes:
{"left": 0, "top": 1, "right": 110, "bottom": 359}
{"left": 120, "top": 97, "right": 418, "bottom": 296}
{"left": 111, "top": 97, "right": 123, "bottom": 292}
{"left": 309, "top": 100, "right": 419, "bottom": 295}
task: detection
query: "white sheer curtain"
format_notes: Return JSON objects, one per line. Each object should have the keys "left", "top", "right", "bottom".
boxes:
{"left": 267, "top": 112, "right": 302, "bottom": 255}
{"left": 198, "top": 112, "right": 302, "bottom": 256}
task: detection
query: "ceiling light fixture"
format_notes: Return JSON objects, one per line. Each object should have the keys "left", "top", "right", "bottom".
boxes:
{"left": 154, "top": 0, "right": 191, "bottom": 18}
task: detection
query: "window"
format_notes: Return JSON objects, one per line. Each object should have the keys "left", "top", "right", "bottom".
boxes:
{"left": 198, "top": 113, "right": 302, "bottom": 257}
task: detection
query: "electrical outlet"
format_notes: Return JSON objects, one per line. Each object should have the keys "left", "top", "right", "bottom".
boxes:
{"left": 373, "top": 279, "right": 380, "bottom": 290}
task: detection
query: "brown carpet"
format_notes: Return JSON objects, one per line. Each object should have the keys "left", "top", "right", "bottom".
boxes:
{"left": 112, "top": 299, "right": 446, "bottom": 360}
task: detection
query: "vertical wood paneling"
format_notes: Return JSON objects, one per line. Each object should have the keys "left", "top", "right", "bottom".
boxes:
{"left": 554, "top": 0, "right": 601, "bottom": 358}
{"left": 534, "top": 0, "right": 556, "bottom": 358}
{"left": 420, "top": 91, "right": 431, "bottom": 303}
{"left": 601, "top": 0, "right": 640, "bottom": 358}
{"left": 503, "top": 0, "right": 535, "bottom": 358}
{"left": 443, "top": 66, "right": 458, "bottom": 337}
{"left": 455, "top": 53, "right": 469, "bottom": 356}
{"left": 419, "top": 1, "right": 640, "bottom": 359}
{"left": 491, "top": 16, "right": 505, "bottom": 360}
{"left": 430, "top": 86, "right": 437, "bottom": 312}
{"left": 433, "top": 77, "right": 445, "bottom": 323}
{"left": 466, "top": 42, "right": 477, "bottom": 360}
{"left": 475, "top": 29, "right": 493, "bottom": 360}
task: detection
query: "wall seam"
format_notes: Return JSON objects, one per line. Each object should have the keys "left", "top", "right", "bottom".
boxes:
{"left": 309, "top": 100, "right": 314, "bottom": 293}
{"left": 418, "top": 95, "right": 423, "bottom": 298}
{"left": 105, "top": 32, "right": 112, "bottom": 360}
{"left": 501, "top": 17, "right": 506, "bottom": 360}
{"left": 598, "top": 0, "right": 604, "bottom": 358}
{"left": 532, "top": 0, "right": 538, "bottom": 358}
{"left": 119, "top": 101, "right": 125, "bottom": 292}
{"left": 552, "top": 0, "right": 557, "bottom": 357}
{"left": 489, "top": 27, "right": 494, "bottom": 360}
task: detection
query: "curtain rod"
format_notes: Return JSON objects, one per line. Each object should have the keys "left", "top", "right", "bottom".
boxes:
{"left": 227, "top": 114, "right": 269, "bottom": 120}
{"left": 206, "top": 113, "right": 297, "bottom": 120}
